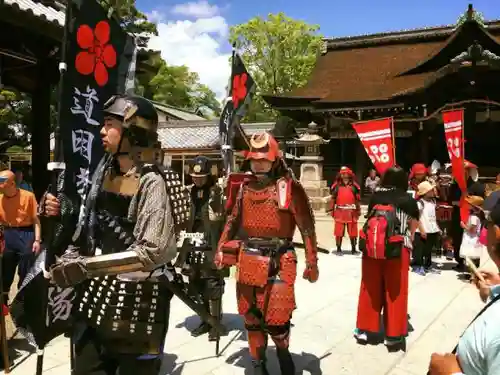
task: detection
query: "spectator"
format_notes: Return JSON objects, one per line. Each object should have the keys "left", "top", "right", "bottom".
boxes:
{"left": 14, "top": 167, "right": 33, "bottom": 192}
{"left": 428, "top": 199, "right": 500, "bottom": 375}
{"left": 364, "top": 169, "right": 380, "bottom": 194}
{"left": 0, "top": 170, "right": 41, "bottom": 301}
{"left": 413, "top": 181, "right": 441, "bottom": 275}
{"left": 354, "top": 166, "right": 419, "bottom": 349}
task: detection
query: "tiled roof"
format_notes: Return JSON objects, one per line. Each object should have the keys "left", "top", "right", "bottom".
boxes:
{"left": 264, "top": 18, "right": 500, "bottom": 108}
{"left": 152, "top": 102, "right": 207, "bottom": 121}
{"left": 157, "top": 121, "right": 274, "bottom": 150}
{"left": 4, "top": 0, "right": 65, "bottom": 27}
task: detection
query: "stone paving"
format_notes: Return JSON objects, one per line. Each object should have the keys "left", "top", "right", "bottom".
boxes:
{"left": 3, "top": 214, "right": 485, "bottom": 374}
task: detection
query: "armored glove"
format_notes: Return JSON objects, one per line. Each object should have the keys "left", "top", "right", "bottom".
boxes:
{"left": 50, "top": 251, "right": 89, "bottom": 288}
{"left": 302, "top": 264, "right": 319, "bottom": 283}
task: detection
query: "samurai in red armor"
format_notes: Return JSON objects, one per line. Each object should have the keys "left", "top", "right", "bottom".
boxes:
{"left": 330, "top": 167, "right": 360, "bottom": 256}
{"left": 408, "top": 163, "right": 428, "bottom": 194}
{"left": 215, "top": 132, "right": 319, "bottom": 375}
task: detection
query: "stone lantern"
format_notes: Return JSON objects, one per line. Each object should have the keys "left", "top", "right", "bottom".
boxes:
{"left": 295, "top": 121, "right": 330, "bottom": 210}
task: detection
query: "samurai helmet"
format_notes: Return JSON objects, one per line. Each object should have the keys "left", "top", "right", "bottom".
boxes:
{"left": 245, "top": 132, "right": 282, "bottom": 162}
{"left": 409, "top": 163, "right": 428, "bottom": 179}
{"left": 103, "top": 95, "right": 159, "bottom": 149}
{"left": 464, "top": 160, "right": 479, "bottom": 182}
{"left": 190, "top": 156, "right": 211, "bottom": 177}
{"left": 429, "top": 160, "right": 441, "bottom": 175}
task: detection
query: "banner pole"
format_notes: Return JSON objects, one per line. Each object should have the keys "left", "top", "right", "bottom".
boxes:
{"left": 391, "top": 117, "right": 396, "bottom": 164}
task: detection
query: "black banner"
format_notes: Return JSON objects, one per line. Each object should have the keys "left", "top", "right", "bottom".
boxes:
{"left": 230, "top": 54, "right": 255, "bottom": 117}
{"left": 219, "top": 53, "right": 255, "bottom": 174}
{"left": 10, "top": 0, "right": 135, "bottom": 349}
{"left": 60, "top": 0, "right": 135, "bottom": 199}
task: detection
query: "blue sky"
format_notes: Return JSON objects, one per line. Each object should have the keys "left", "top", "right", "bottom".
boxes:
{"left": 142, "top": 0, "right": 500, "bottom": 100}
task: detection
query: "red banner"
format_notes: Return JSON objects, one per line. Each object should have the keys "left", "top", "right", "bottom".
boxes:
{"left": 352, "top": 118, "right": 396, "bottom": 175}
{"left": 442, "top": 109, "right": 468, "bottom": 222}
{"left": 442, "top": 109, "right": 466, "bottom": 191}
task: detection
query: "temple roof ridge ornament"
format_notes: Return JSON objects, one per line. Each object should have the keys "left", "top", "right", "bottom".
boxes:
{"left": 455, "top": 4, "right": 487, "bottom": 30}
{"left": 295, "top": 121, "right": 330, "bottom": 144}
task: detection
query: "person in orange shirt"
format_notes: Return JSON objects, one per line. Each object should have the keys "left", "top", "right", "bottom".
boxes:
{"left": 0, "top": 170, "right": 41, "bottom": 300}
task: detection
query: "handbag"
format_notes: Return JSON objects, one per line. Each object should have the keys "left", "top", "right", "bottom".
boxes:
{"left": 426, "top": 292, "right": 500, "bottom": 374}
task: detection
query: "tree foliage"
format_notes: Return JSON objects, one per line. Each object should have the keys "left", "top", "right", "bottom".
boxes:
{"left": 229, "top": 13, "right": 322, "bottom": 122}
{"left": 147, "top": 61, "right": 221, "bottom": 116}
{"left": 101, "top": 0, "right": 157, "bottom": 47}
{"left": 0, "top": 89, "right": 32, "bottom": 145}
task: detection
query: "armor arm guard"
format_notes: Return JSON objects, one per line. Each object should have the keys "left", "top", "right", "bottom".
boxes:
{"left": 209, "top": 184, "right": 225, "bottom": 222}
{"left": 129, "top": 171, "right": 177, "bottom": 269}
{"left": 216, "top": 185, "right": 244, "bottom": 266}
{"left": 290, "top": 181, "right": 318, "bottom": 267}
{"left": 86, "top": 250, "right": 144, "bottom": 277}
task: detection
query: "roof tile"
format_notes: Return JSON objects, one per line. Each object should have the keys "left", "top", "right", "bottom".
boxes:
{"left": 4, "top": 0, "right": 65, "bottom": 27}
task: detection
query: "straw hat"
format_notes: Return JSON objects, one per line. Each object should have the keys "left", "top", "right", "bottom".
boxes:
{"left": 465, "top": 195, "right": 484, "bottom": 208}
{"left": 417, "top": 181, "right": 435, "bottom": 196}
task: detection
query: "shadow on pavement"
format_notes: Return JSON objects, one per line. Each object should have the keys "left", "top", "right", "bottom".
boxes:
{"left": 225, "top": 346, "right": 329, "bottom": 375}
{"left": 175, "top": 313, "right": 243, "bottom": 337}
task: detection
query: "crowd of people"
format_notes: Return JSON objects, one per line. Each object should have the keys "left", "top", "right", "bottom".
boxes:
{"left": 0, "top": 93, "right": 498, "bottom": 374}
{"left": 330, "top": 160, "right": 500, "bottom": 374}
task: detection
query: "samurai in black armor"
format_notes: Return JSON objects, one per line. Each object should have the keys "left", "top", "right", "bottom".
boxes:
{"left": 176, "top": 155, "right": 228, "bottom": 340}
{"left": 40, "top": 95, "right": 190, "bottom": 375}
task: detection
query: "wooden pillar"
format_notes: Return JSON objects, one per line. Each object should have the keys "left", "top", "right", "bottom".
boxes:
{"left": 354, "top": 110, "right": 365, "bottom": 182}
{"left": 31, "top": 58, "right": 51, "bottom": 201}
{"left": 181, "top": 154, "right": 185, "bottom": 185}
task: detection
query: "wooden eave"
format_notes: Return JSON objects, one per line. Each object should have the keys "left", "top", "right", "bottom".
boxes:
{"left": 264, "top": 15, "right": 500, "bottom": 112}
{"left": 400, "top": 20, "right": 500, "bottom": 76}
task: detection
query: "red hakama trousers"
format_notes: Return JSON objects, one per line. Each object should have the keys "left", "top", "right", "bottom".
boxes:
{"left": 356, "top": 248, "right": 410, "bottom": 338}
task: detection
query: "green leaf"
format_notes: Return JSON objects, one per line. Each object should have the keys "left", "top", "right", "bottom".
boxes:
{"left": 229, "top": 13, "right": 322, "bottom": 121}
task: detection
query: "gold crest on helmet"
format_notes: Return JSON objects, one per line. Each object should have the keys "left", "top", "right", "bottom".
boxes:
{"left": 124, "top": 104, "right": 138, "bottom": 122}
{"left": 193, "top": 165, "right": 202, "bottom": 173}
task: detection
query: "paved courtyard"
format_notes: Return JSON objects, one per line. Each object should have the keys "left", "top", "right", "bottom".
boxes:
{"left": 3, "top": 213, "right": 484, "bottom": 374}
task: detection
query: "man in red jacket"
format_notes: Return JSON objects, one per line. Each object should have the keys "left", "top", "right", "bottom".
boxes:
{"left": 330, "top": 166, "right": 361, "bottom": 255}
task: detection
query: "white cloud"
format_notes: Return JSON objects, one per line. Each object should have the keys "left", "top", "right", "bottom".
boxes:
{"left": 148, "top": 2, "right": 231, "bottom": 102}
{"left": 171, "top": 0, "right": 220, "bottom": 19}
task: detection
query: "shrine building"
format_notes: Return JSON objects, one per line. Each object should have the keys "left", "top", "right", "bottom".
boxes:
{"left": 264, "top": 5, "right": 500, "bottom": 185}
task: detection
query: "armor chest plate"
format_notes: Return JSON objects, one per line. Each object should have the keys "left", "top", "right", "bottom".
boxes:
{"left": 240, "top": 185, "right": 295, "bottom": 238}
{"left": 96, "top": 190, "right": 135, "bottom": 254}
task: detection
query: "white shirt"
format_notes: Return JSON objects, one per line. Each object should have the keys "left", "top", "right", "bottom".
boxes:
{"left": 416, "top": 198, "right": 440, "bottom": 234}
{"left": 460, "top": 214, "right": 483, "bottom": 259}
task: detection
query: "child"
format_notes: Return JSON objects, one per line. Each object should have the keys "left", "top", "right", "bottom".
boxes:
{"left": 459, "top": 195, "right": 485, "bottom": 272}
{"left": 413, "top": 181, "right": 441, "bottom": 275}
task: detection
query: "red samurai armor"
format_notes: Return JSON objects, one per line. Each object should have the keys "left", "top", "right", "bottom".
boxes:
{"left": 330, "top": 166, "right": 360, "bottom": 254}
{"left": 408, "top": 163, "right": 428, "bottom": 192}
{"left": 215, "top": 132, "right": 318, "bottom": 375}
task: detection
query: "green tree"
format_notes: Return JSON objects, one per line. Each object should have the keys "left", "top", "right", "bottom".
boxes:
{"left": 0, "top": 89, "right": 32, "bottom": 144}
{"left": 229, "top": 13, "right": 322, "bottom": 122}
{"left": 102, "top": 0, "right": 157, "bottom": 47}
{"left": 149, "top": 61, "right": 221, "bottom": 115}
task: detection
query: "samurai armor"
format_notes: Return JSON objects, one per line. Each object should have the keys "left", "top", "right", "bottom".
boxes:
{"left": 237, "top": 249, "right": 270, "bottom": 287}
{"left": 220, "top": 240, "right": 241, "bottom": 266}
{"left": 333, "top": 207, "right": 359, "bottom": 223}
{"left": 436, "top": 203, "right": 453, "bottom": 222}
{"left": 264, "top": 280, "right": 295, "bottom": 325}
{"left": 278, "top": 250, "right": 297, "bottom": 285}
{"left": 78, "top": 276, "right": 171, "bottom": 355}
{"left": 236, "top": 284, "right": 265, "bottom": 316}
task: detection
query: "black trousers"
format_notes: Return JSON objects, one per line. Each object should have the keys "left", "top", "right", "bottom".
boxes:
{"left": 2, "top": 228, "right": 35, "bottom": 299}
{"left": 450, "top": 207, "right": 464, "bottom": 265}
{"left": 413, "top": 233, "right": 440, "bottom": 268}
{"left": 74, "top": 328, "right": 162, "bottom": 375}
{"left": 189, "top": 269, "right": 225, "bottom": 302}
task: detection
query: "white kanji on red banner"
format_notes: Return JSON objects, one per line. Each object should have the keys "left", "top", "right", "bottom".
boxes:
{"left": 352, "top": 118, "right": 396, "bottom": 175}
